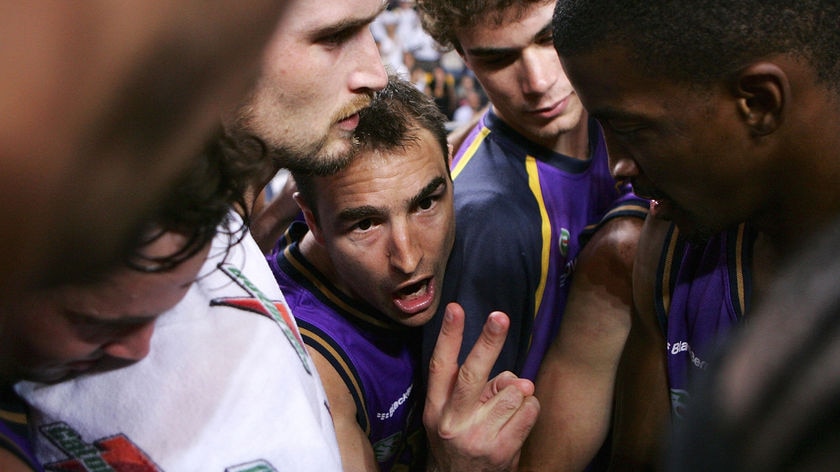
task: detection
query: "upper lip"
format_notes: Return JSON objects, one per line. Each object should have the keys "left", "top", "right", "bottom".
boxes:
{"left": 338, "top": 110, "right": 361, "bottom": 122}
{"left": 393, "top": 276, "right": 431, "bottom": 295}
{"left": 529, "top": 93, "right": 570, "bottom": 114}
{"left": 530, "top": 101, "right": 560, "bottom": 114}
{"left": 630, "top": 180, "right": 666, "bottom": 202}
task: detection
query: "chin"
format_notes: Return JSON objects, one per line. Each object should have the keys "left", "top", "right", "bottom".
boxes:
{"left": 25, "top": 369, "right": 76, "bottom": 385}
{"left": 402, "top": 310, "right": 436, "bottom": 328}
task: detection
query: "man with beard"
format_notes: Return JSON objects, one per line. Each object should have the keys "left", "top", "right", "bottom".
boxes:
{"left": 14, "top": 2, "right": 391, "bottom": 469}
{"left": 230, "top": 0, "right": 388, "bottom": 176}
{"left": 524, "top": 0, "right": 840, "bottom": 469}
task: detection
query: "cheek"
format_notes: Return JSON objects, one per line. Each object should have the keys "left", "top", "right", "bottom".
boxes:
{"left": 332, "top": 245, "right": 384, "bottom": 284}
{"left": 428, "top": 220, "right": 456, "bottom": 259}
{"left": 477, "top": 71, "right": 518, "bottom": 102}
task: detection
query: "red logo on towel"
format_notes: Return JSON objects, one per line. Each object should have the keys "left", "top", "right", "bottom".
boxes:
{"left": 41, "top": 422, "right": 160, "bottom": 471}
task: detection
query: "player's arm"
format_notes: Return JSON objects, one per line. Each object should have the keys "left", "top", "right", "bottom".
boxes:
{"left": 0, "top": 448, "right": 37, "bottom": 472}
{"left": 519, "top": 215, "right": 642, "bottom": 472}
{"left": 306, "top": 347, "right": 378, "bottom": 472}
{"left": 608, "top": 216, "right": 671, "bottom": 471}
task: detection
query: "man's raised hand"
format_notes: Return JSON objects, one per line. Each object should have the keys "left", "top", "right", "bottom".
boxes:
{"left": 424, "top": 303, "right": 540, "bottom": 471}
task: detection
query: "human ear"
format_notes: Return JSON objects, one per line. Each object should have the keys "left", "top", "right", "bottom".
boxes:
{"left": 734, "top": 62, "right": 788, "bottom": 136}
{"left": 293, "top": 193, "right": 326, "bottom": 246}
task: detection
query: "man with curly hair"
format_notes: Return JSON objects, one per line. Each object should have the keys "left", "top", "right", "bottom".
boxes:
{"left": 414, "top": 4, "right": 647, "bottom": 470}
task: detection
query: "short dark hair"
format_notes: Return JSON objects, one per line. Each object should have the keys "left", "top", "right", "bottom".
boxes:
{"left": 417, "top": 0, "right": 549, "bottom": 53}
{"left": 294, "top": 75, "right": 449, "bottom": 215}
{"left": 553, "top": 0, "right": 840, "bottom": 91}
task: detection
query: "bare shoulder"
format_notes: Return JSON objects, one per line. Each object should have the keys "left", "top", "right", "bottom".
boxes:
{"left": 306, "top": 347, "right": 380, "bottom": 472}
{"left": 0, "top": 448, "right": 35, "bottom": 472}
{"left": 306, "top": 346, "right": 356, "bottom": 416}
{"left": 580, "top": 216, "right": 646, "bottom": 272}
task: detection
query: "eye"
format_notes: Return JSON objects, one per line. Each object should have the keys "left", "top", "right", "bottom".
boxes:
{"left": 355, "top": 219, "right": 373, "bottom": 231}
{"left": 475, "top": 53, "right": 517, "bottom": 70}
{"left": 418, "top": 196, "right": 434, "bottom": 211}
{"left": 316, "top": 26, "right": 360, "bottom": 48}
{"left": 536, "top": 30, "right": 553, "bottom": 46}
{"left": 601, "top": 118, "right": 647, "bottom": 139}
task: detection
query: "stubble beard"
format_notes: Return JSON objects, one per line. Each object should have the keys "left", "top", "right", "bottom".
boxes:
{"left": 269, "top": 133, "right": 360, "bottom": 176}
{"left": 279, "top": 94, "right": 374, "bottom": 176}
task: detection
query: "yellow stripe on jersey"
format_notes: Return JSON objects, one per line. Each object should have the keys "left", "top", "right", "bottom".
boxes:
{"left": 734, "top": 224, "right": 748, "bottom": 316}
{"left": 0, "top": 410, "right": 26, "bottom": 425}
{"left": 451, "top": 126, "right": 491, "bottom": 180}
{"left": 299, "top": 326, "right": 371, "bottom": 436}
{"left": 525, "top": 155, "right": 551, "bottom": 323}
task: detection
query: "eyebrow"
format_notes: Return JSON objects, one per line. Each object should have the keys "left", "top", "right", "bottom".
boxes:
{"left": 407, "top": 176, "right": 447, "bottom": 209}
{"left": 465, "top": 20, "right": 553, "bottom": 57}
{"left": 66, "top": 309, "right": 158, "bottom": 327}
{"left": 588, "top": 106, "right": 647, "bottom": 123}
{"left": 308, "top": 1, "right": 388, "bottom": 40}
{"left": 337, "top": 205, "right": 381, "bottom": 223}
{"left": 335, "top": 175, "right": 448, "bottom": 223}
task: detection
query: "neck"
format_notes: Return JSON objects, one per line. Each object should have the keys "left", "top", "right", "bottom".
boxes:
{"left": 753, "top": 68, "right": 840, "bottom": 258}
{"left": 495, "top": 105, "right": 592, "bottom": 159}
{"left": 297, "top": 231, "right": 348, "bottom": 296}
{"left": 552, "top": 118, "right": 592, "bottom": 159}
{"left": 751, "top": 157, "right": 840, "bottom": 284}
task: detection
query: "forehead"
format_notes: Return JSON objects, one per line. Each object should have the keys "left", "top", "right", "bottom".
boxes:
{"left": 55, "top": 235, "right": 207, "bottom": 321}
{"left": 316, "top": 131, "right": 448, "bottom": 209}
{"left": 56, "top": 272, "right": 184, "bottom": 319}
{"left": 561, "top": 45, "right": 675, "bottom": 117}
{"left": 457, "top": 1, "right": 553, "bottom": 50}
{"left": 275, "top": 0, "right": 386, "bottom": 39}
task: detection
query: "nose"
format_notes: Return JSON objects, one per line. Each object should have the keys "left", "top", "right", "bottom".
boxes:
{"left": 603, "top": 132, "right": 640, "bottom": 182}
{"left": 102, "top": 321, "right": 155, "bottom": 362}
{"left": 388, "top": 221, "right": 421, "bottom": 275}
{"left": 348, "top": 28, "right": 388, "bottom": 93}
{"left": 521, "top": 47, "right": 555, "bottom": 96}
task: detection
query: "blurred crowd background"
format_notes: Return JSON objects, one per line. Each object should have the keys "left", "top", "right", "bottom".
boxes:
{"left": 372, "top": 0, "right": 488, "bottom": 131}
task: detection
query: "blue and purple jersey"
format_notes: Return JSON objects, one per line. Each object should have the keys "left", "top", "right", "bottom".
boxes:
{"left": 268, "top": 223, "right": 426, "bottom": 471}
{"left": 423, "top": 109, "right": 648, "bottom": 380}
{"left": 656, "top": 222, "right": 756, "bottom": 419}
{"left": 1, "top": 387, "right": 42, "bottom": 471}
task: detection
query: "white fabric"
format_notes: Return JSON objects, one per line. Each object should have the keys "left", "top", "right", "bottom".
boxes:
{"left": 17, "top": 215, "right": 342, "bottom": 471}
